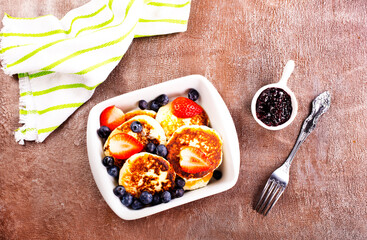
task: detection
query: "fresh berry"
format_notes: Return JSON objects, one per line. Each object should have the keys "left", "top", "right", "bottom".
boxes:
{"left": 155, "top": 94, "right": 169, "bottom": 106}
{"left": 121, "top": 193, "right": 133, "bottom": 206}
{"left": 256, "top": 87, "right": 292, "bottom": 127}
{"left": 146, "top": 142, "right": 156, "bottom": 153}
{"left": 131, "top": 199, "right": 143, "bottom": 210}
{"left": 138, "top": 100, "right": 148, "bottom": 110}
{"left": 107, "top": 133, "right": 143, "bottom": 159}
{"left": 107, "top": 166, "right": 119, "bottom": 178}
{"left": 170, "top": 190, "right": 176, "bottom": 199}
{"left": 161, "top": 191, "right": 171, "bottom": 203}
{"left": 179, "top": 146, "right": 211, "bottom": 174}
{"left": 152, "top": 194, "right": 161, "bottom": 205}
{"left": 113, "top": 185, "right": 126, "bottom": 197}
{"left": 171, "top": 97, "right": 203, "bottom": 118}
{"left": 188, "top": 88, "right": 199, "bottom": 101}
{"left": 130, "top": 121, "right": 143, "bottom": 133}
{"left": 213, "top": 170, "right": 222, "bottom": 180}
{"left": 173, "top": 188, "right": 184, "bottom": 198}
{"left": 97, "top": 126, "right": 111, "bottom": 139}
{"left": 100, "top": 106, "right": 125, "bottom": 131}
{"left": 139, "top": 191, "right": 153, "bottom": 205}
{"left": 156, "top": 144, "right": 168, "bottom": 158}
{"left": 102, "top": 156, "right": 114, "bottom": 167}
{"left": 149, "top": 100, "right": 160, "bottom": 112}
{"left": 175, "top": 177, "right": 186, "bottom": 189}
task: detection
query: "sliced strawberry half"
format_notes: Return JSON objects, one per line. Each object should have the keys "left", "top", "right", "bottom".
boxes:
{"left": 108, "top": 133, "right": 143, "bottom": 159}
{"left": 100, "top": 105, "right": 125, "bottom": 130}
{"left": 171, "top": 97, "right": 203, "bottom": 118}
{"left": 179, "top": 146, "right": 211, "bottom": 173}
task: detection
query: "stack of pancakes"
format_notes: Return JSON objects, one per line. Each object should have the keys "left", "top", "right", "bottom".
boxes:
{"left": 103, "top": 101, "right": 223, "bottom": 197}
{"left": 155, "top": 102, "right": 210, "bottom": 139}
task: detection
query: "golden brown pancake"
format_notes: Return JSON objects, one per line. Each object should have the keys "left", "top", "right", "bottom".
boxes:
{"left": 124, "top": 109, "right": 156, "bottom": 121}
{"left": 166, "top": 125, "right": 223, "bottom": 190}
{"left": 183, "top": 172, "right": 213, "bottom": 190}
{"left": 104, "top": 115, "right": 166, "bottom": 159}
{"left": 155, "top": 102, "right": 209, "bottom": 140}
{"left": 119, "top": 153, "right": 175, "bottom": 197}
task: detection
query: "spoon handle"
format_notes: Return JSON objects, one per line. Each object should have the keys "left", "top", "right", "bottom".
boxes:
{"left": 278, "top": 60, "right": 295, "bottom": 86}
{"left": 284, "top": 91, "right": 331, "bottom": 168}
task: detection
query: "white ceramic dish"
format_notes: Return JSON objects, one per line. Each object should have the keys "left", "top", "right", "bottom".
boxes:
{"left": 87, "top": 75, "right": 240, "bottom": 220}
{"left": 251, "top": 60, "right": 298, "bottom": 130}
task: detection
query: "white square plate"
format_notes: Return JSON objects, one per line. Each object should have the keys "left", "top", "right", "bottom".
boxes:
{"left": 87, "top": 75, "right": 240, "bottom": 220}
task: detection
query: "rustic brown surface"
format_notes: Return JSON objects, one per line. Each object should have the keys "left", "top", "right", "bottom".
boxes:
{"left": 1, "top": 0, "right": 367, "bottom": 239}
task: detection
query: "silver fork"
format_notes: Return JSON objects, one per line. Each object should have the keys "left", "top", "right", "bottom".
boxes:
{"left": 255, "top": 91, "right": 331, "bottom": 216}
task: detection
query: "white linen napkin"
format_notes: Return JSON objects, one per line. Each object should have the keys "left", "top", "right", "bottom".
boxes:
{"left": 0, "top": 0, "right": 191, "bottom": 144}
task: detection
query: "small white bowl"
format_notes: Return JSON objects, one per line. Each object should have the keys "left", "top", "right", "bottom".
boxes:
{"left": 251, "top": 60, "right": 298, "bottom": 130}
{"left": 87, "top": 75, "right": 240, "bottom": 220}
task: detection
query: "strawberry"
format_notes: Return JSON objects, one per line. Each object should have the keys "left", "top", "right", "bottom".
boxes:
{"left": 179, "top": 146, "right": 210, "bottom": 173}
{"left": 108, "top": 133, "right": 143, "bottom": 159}
{"left": 171, "top": 97, "right": 203, "bottom": 118}
{"left": 100, "top": 106, "right": 125, "bottom": 130}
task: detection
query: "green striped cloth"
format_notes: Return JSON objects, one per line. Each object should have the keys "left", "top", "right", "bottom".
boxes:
{"left": 0, "top": 0, "right": 191, "bottom": 144}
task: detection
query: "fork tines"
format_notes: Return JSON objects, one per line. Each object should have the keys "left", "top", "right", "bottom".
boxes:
{"left": 255, "top": 179, "right": 285, "bottom": 215}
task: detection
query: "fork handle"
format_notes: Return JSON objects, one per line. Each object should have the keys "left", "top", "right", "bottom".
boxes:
{"left": 283, "top": 91, "right": 331, "bottom": 169}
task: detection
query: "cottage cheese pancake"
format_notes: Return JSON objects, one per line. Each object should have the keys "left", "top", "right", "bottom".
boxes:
{"left": 166, "top": 125, "right": 223, "bottom": 190}
{"left": 119, "top": 153, "right": 175, "bottom": 197}
{"left": 182, "top": 172, "right": 214, "bottom": 190}
{"left": 104, "top": 115, "right": 166, "bottom": 158}
{"left": 124, "top": 109, "right": 156, "bottom": 121}
{"left": 156, "top": 102, "right": 209, "bottom": 140}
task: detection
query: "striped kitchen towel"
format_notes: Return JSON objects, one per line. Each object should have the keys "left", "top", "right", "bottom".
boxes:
{"left": 0, "top": 0, "right": 191, "bottom": 144}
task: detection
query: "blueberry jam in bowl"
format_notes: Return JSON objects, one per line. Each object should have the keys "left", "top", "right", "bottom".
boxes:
{"left": 256, "top": 87, "right": 292, "bottom": 126}
{"left": 251, "top": 60, "right": 298, "bottom": 130}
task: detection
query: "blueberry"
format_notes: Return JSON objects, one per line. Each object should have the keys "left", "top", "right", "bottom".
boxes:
{"left": 174, "top": 188, "right": 184, "bottom": 198}
{"left": 97, "top": 126, "right": 111, "bottom": 138}
{"left": 107, "top": 166, "right": 119, "bottom": 178}
{"left": 138, "top": 100, "right": 148, "bottom": 110}
{"left": 121, "top": 193, "right": 133, "bottom": 206}
{"left": 156, "top": 144, "right": 168, "bottom": 158}
{"left": 161, "top": 191, "right": 171, "bottom": 203}
{"left": 152, "top": 194, "right": 161, "bottom": 205}
{"left": 188, "top": 88, "right": 199, "bottom": 101}
{"left": 146, "top": 142, "right": 156, "bottom": 153}
{"left": 131, "top": 199, "right": 144, "bottom": 210}
{"left": 140, "top": 191, "right": 153, "bottom": 205}
{"left": 130, "top": 121, "right": 143, "bottom": 133}
{"left": 113, "top": 185, "right": 126, "bottom": 197}
{"left": 102, "top": 156, "right": 114, "bottom": 167}
{"left": 155, "top": 94, "right": 169, "bottom": 106}
{"left": 213, "top": 170, "right": 222, "bottom": 180}
{"left": 149, "top": 100, "right": 160, "bottom": 112}
{"left": 170, "top": 190, "right": 176, "bottom": 199}
{"left": 175, "top": 177, "right": 185, "bottom": 189}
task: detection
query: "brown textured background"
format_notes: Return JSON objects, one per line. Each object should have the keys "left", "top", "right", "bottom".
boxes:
{"left": 0, "top": 0, "right": 367, "bottom": 239}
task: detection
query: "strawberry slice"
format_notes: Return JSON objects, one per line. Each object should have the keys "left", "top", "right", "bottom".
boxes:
{"left": 171, "top": 97, "right": 203, "bottom": 118}
{"left": 179, "top": 146, "right": 210, "bottom": 173}
{"left": 100, "top": 106, "right": 125, "bottom": 130}
{"left": 108, "top": 133, "right": 143, "bottom": 159}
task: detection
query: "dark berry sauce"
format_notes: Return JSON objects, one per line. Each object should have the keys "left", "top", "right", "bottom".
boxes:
{"left": 256, "top": 87, "right": 292, "bottom": 127}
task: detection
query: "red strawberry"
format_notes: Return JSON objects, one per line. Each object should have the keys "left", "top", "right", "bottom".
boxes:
{"left": 179, "top": 146, "right": 211, "bottom": 173}
{"left": 171, "top": 97, "right": 203, "bottom": 118}
{"left": 108, "top": 133, "right": 143, "bottom": 159}
{"left": 100, "top": 106, "right": 125, "bottom": 130}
